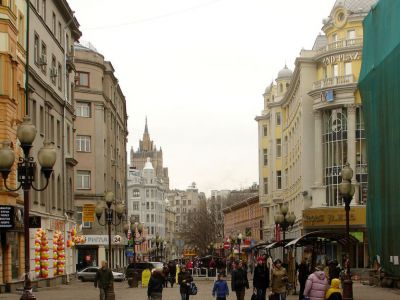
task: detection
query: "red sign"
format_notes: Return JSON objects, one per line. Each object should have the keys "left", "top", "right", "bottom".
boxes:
{"left": 223, "top": 242, "right": 230, "bottom": 250}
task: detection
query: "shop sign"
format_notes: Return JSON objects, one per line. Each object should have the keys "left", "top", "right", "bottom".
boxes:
{"left": 303, "top": 207, "right": 366, "bottom": 228}
{"left": 84, "top": 235, "right": 124, "bottom": 245}
{"left": 83, "top": 204, "right": 95, "bottom": 222}
{"left": 322, "top": 51, "right": 361, "bottom": 65}
{"left": 29, "top": 216, "right": 41, "bottom": 228}
{"left": 125, "top": 247, "right": 134, "bottom": 257}
{"left": 0, "top": 206, "right": 14, "bottom": 229}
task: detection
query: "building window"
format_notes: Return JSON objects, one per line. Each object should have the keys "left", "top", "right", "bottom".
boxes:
{"left": 40, "top": 42, "right": 47, "bottom": 74}
{"left": 263, "top": 177, "right": 268, "bottom": 195}
{"left": 76, "top": 171, "right": 91, "bottom": 189}
{"left": 146, "top": 214, "right": 150, "bottom": 222}
{"left": 276, "top": 171, "right": 282, "bottom": 189}
{"left": 58, "top": 21, "right": 61, "bottom": 42}
{"left": 332, "top": 64, "right": 338, "bottom": 78}
{"left": 347, "top": 29, "right": 356, "bottom": 40}
{"left": 76, "top": 207, "right": 92, "bottom": 228}
{"left": 76, "top": 102, "right": 91, "bottom": 117}
{"left": 50, "top": 115, "right": 54, "bottom": 142}
{"left": 132, "top": 189, "right": 140, "bottom": 197}
{"left": 41, "top": 0, "right": 46, "bottom": 21}
{"left": 39, "top": 106, "right": 44, "bottom": 134}
{"left": 276, "top": 112, "right": 281, "bottom": 126}
{"left": 51, "top": 55, "right": 56, "bottom": 84}
{"left": 76, "top": 135, "right": 91, "bottom": 152}
{"left": 56, "top": 120, "right": 60, "bottom": 147}
{"left": 188, "top": 200, "right": 191, "bottom": 206}
{"left": 263, "top": 149, "right": 268, "bottom": 166}
{"left": 52, "top": 12, "right": 56, "bottom": 34}
{"left": 34, "top": 33, "right": 39, "bottom": 64}
{"left": 18, "top": 12, "right": 24, "bottom": 46}
{"left": 276, "top": 139, "right": 282, "bottom": 157}
{"left": 132, "top": 202, "right": 139, "bottom": 210}
{"left": 57, "top": 63, "right": 62, "bottom": 90}
{"left": 263, "top": 125, "right": 268, "bottom": 136}
{"left": 75, "top": 72, "right": 89, "bottom": 87}
{"left": 345, "top": 62, "right": 352, "bottom": 76}
{"left": 151, "top": 214, "right": 154, "bottom": 222}
{"left": 67, "top": 125, "right": 71, "bottom": 154}
{"left": 31, "top": 100, "right": 37, "bottom": 126}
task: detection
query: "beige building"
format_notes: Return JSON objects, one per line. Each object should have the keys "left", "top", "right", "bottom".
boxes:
{"left": 73, "top": 42, "right": 128, "bottom": 269}
{"left": 27, "top": 0, "right": 81, "bottom": 279}
{"left": 165, "top": 201, "right": 177, "bottom": 260}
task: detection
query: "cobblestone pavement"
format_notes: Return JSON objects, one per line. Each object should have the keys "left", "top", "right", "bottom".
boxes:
{"left": 0, "top": 279, "right": 399, "bottom": 300}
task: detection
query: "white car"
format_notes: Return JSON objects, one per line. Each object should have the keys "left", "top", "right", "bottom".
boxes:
{"left": 77, "top": 267, "right": 125, "bottom": 282}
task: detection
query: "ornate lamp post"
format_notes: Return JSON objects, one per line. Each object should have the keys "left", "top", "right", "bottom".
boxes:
{"left": 123, "top": 217, "right": 145, "bottom": 288}
{"left": 0, "top": 116, "right": 56, "bottom": 300}
{"left": 274, "top": 204, "right": 296, "bottom": 262}
{"left": 339, "top": 163, "right": 355, "bottom": 300}
{"left": 95, "top": 192, "right": 124, "bottom": 267}
{"left": 152, "top": 233, "right": 163, "bottom": 261}
{"left": 160, "top": 240, "right": 167, "bottom": 261}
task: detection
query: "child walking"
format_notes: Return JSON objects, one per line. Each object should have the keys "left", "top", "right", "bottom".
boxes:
{"left": 212, "top": 273, "right": 230, "bottom": 300}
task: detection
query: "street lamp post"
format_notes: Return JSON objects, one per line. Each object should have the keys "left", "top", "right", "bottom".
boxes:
{"left": 95, "top": 191, "right": 124, "bottom": 298}
{"left": 274, "top": 204, "right": 296, "bottom": 263}
{"left": 0, "top": 117, "right": 56, "bottom": 300}
{"left": 339, "top": 163, "right": 355, "bottom": 300}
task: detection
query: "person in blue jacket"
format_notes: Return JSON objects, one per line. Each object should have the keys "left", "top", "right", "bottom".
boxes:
{"left": 212, "top": 273, "right": 230, "bottom": 300}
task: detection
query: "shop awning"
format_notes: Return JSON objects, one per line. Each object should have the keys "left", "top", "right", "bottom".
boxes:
{"left": 285, "top": 230, "right": 359, "bottom": 248}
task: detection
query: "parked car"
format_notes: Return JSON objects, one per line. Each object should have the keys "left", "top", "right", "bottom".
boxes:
{"left": 125, "top": 261, "right": 163, "bottom": 278}
{"left": 77, "top": 266, "right": 125, "bottom": 282}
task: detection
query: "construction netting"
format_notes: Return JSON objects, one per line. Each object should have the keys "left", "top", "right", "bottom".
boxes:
{"left": 359, "top": 0, "right": 400, "bottom": 277}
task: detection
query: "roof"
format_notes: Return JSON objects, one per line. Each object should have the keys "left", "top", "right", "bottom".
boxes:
{"left": 332, "top": 0, "right": 377, "bottom": 14}
{"left": 277, "top": 65, "right": 293, "bottom": 80}
{"left": 285, "top": 230, "right": 359, "bottom": 248}
{"left": 312, "top": 34, "right": 328, "bottom": 51}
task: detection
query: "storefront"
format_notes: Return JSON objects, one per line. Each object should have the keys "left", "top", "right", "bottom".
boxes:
{"left": 302, "top": 206, "right": 368, "bottom": 268}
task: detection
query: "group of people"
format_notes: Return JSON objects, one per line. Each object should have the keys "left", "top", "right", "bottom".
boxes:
{"left": 93, "top": 256, "right": 344, "bottom": 300}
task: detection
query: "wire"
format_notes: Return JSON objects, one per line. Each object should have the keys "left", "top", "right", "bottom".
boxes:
{"left": 85, "top": 0, "right": 224, "bottom": 30}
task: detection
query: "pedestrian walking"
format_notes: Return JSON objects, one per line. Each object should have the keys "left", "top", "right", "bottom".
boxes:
{"left": 298, "top": 256, "right": 311, "bottom": 300}
{"left": 253, "top": 257, "right": 270, "bottom": 300}
{"left": 162, "top": 263, "right": 169, "bottom": 288}
{"left": 270, "top": 259, "right": 288, "bottom": 300}
{"left": 212, "top": 273, "right": 229, "bottom": 300}
{"left": 178, "top": 266, "right": 193, "bottom": 300}
{"left": 147, "top": 269, "right": 165, "bottom": 300}
{"left": 94, "top": 260, "right": 114, "bottom": 300}
{"left": 231, "top": 260, "right": 249, "bottom": 300}
{"left": 168, "top": 260, "right": 177, "bottom": 287}
{"left": 325, "top": 278, "right": 342, "bottom": 300}
{"left": 303, "top": 265, "right": 329, "bottom": 300}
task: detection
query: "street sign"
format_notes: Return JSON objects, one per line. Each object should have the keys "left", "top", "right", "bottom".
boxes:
{"left": 29, "top": 216, "right": 41, "bottom": 228}
{"left": 0, "top": 206, "right": 14, "bottom": 229}
{"left": 83, "top": 204, "right": 95, "bottom": 222}
{"left": 223, "top": 242, "right": 230, "bottom": 250}
{"left": 126, "top": 246, "right": 134, "bottom": 257}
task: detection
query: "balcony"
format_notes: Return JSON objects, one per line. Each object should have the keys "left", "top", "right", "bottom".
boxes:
{"left": 317, "top": 38, "right": 363, "bottom": 54}
{"left": 312, "top": 74, "right": 355, "bottom": 90}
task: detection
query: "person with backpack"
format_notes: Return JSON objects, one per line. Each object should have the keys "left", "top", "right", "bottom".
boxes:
{"left": 212, "top": 273, "right": 229, "bottom": 300}
{"left": 178, "top": 266, "right": 193, "bottom": 300}
{"left": 231, "top": 260, "right": 249, "bottom": 300}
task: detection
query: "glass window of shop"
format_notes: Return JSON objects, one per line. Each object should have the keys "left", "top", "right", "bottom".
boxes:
{"left": 9, "top": 232, "right": 20, "bottom": 280}
{"left": 322, "top": 108, "right": 348, "bottom": 206}
{"left": 356, "top": 107, "right": 368, "bottom": 204}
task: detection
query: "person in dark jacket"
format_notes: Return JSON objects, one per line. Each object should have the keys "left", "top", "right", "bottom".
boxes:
{"left": 178, "top": 266, "right": 193, "bottom": 300}
{"left": 298, "top": 256, "right": 311, "bottom": 300}
{"left": 148, "top": 269, "right": 164, "bottom": 300}
{"left": 231, "top": 261, "right": 249, "bottom": 300}
{"left": 212, "top": 273, "right": 229, "bottom": 300}
{"left": 253, "top": 257, "right": 270, "bottom": 300}
{"left": 168, "top": 261, "right": 177, "bottom": 287}
{"left": 94, "top": 260, "right": 114, "bottom": 300}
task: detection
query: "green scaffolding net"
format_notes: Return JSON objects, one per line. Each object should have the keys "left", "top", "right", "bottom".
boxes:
{"left": 359, "top": 0, "right": 400, "bottom": 277}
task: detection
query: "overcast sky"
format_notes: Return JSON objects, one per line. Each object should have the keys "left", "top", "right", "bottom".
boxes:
{"left": 68, "top": 0, "right": 334, "bottom": 196}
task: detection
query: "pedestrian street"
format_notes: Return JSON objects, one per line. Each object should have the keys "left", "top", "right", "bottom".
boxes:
{"left": 0, "top": 279, "right": 399, "bottom": 300}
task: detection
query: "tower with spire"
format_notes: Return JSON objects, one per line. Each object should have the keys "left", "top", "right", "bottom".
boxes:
{"left": 130, "top": 118, "right": 169, "bottom": 190}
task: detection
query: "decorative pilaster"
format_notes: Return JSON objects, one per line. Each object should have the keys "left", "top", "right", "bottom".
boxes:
{"left": 314, "top": 110, "right": 323, "bottom": 186}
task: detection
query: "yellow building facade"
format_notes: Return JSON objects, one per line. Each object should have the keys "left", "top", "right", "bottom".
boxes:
{"left": 0, "top": 0, "right": 26, "bottom": 285}
{"left": 256, "top": 0, "right": 375, "bottom": 267}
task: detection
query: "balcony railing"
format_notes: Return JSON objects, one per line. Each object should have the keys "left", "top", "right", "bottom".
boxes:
{"left": 317, "top": 38, "right": 363, "bottom": 54}
{"left": 312, "top": 74, "right": 354, "bottom": 90}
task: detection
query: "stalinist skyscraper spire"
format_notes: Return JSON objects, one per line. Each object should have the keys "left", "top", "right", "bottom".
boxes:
{"left": 130, "top": 118, "right": 169, "bottom": 190}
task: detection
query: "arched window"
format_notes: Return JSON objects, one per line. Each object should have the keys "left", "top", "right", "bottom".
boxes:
{"left": 279, "top": 83, "right": 283, "bottom": 93}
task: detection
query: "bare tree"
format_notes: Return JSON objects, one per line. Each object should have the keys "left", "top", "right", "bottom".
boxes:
{"left": 178, "top": 199, "right": 218, "bottom": 255}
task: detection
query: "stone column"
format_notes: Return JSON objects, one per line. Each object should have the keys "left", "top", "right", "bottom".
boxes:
{"left": 346, "top": 104, "right": 359, "bottom": 204}
{"left": 314, "top": 110, "right": 323, "bottom": 186}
